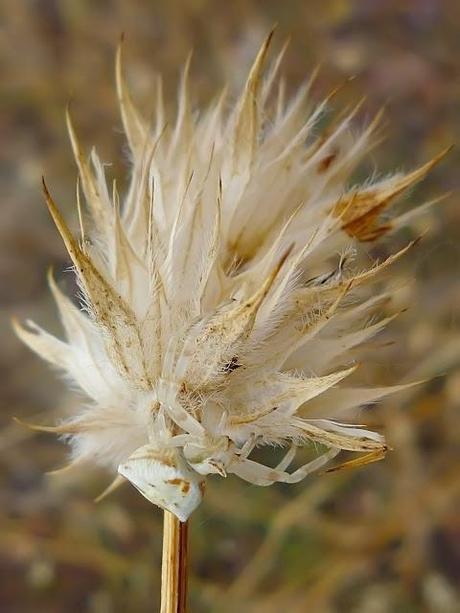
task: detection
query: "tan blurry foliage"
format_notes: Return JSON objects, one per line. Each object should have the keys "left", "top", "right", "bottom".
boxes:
{"left": 1, "top": 1, "right": 459, "bottom": 612}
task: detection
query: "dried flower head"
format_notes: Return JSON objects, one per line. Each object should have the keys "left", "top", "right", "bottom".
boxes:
{"left": 15, "top": 34, "right": 446, "bottom": 521}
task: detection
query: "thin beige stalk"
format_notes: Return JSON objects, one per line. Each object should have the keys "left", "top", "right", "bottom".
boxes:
{"left": 161, "top": 511, "right": 189, "bottom": 613}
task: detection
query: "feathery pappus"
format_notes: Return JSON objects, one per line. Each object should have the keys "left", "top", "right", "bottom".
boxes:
{"left": 15, "top": 33, "right": 448, "bottom": 521}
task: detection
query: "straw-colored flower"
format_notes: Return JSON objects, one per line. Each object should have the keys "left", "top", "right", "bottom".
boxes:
{"left": 15, "top": 34, "right": 446, "bottom": 521}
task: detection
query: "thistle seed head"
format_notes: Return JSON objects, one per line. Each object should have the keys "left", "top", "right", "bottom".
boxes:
{"left": 15, "top": 33, "right": 445, "bottom": 521}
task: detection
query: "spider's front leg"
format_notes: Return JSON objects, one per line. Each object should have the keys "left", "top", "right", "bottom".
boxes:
{"left": 235, "top": 433, "right": 258, "bottom": 460}
{"left": 227, "top": 441, "right": 296, "bottom": 486}
{"left": 157, "top": 378, "right": 205, "bottom": 437}
{"left": 229, "top": 447, "right": 339, "bottom": 486}
{"left": 274, "top": 444, "right": 297, "bottom": 473}
{"left": 228, "top": 457, "right": 284, "bottom": 486}
{"left": 280, "top": 448, "right": 340, "bottom": 483}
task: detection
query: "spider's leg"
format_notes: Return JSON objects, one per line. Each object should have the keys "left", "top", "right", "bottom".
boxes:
{"left": 281, "top": 448, "right": 340, "bottom": 483}
{"left": 166, "top": 397, "right": 204, "bottom": 436}
{"left": 236, "top": 444, "right": 295, "bottom": 486}
{"left": 275, "top": 444, "right": 296, "bottom": 472}
{"left": 166, "top": 434, "right": 195, "bottom": 447}
{"left": 237, "top": 433, "right": 258, "bottom": 460}
{"left": 229, "top": 457, "right": 285, "bottom": 486}
{"left": 157, "top": 378, "right": 204, "bottom": 436}
{"left": 229, "top": 448, "right": 339, "bottom": 486}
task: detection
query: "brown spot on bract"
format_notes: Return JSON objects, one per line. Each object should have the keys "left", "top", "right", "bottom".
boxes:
{"left": 166, "top": 478, "right": 191, "bottom": 494}
{"left": 222, "top": 355, "right": 241, "bottom": 373}
{"left": 333, "top": 192, "right": 392, "bottom": 241}
{"left": 317, "top": 150, "right": 338, "bottom": 173}
{"left": 332, "top": 148, "right": 450, "bottom": 242}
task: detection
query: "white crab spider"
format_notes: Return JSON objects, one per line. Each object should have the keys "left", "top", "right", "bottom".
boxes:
{"left": 118, "top": 418, "right": 341, "bottom": 521}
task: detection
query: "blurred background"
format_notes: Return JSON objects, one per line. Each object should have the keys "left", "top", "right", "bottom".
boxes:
{"left": 1, "top": 1, "right": 459, "bottom": 611}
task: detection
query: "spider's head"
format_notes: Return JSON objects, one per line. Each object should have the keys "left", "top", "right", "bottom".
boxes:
{"left": 183, "top": 435, "right": 232, "bottom": 477}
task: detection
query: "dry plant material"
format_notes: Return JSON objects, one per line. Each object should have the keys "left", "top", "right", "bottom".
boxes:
{"left": 161, "top": 512, "right": 188, "bottom": 613}
{"left": 14, "top": 31, "right": 446, "bottom": 610}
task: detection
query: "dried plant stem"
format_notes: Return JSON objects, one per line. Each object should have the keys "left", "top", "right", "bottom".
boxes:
{"left": 161, "top": 511, "right": 189, "bottom": 613}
